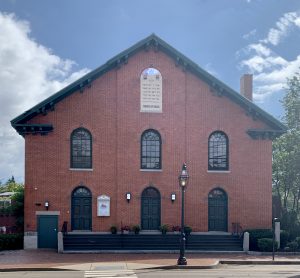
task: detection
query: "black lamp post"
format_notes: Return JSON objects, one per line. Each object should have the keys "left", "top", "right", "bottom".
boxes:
{"left": 272, "top": 217, "right": 278, "bottom": 261}
{"left": 177, "top": 163, "right": 189, "bottom": 266}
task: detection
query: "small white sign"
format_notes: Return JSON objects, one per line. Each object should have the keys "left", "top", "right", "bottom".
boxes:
{"left": 97, "top": 195, "right": 110, "bottom": 217}
{"left": 140, "top": 68, "right": 162, "bottom": 113}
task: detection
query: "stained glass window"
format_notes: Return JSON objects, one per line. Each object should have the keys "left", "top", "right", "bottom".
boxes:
{"left": 208, "top": 131, "right": 229, "bottom": 170}
{"left": 141, "top": 129, "right": 161, "bottom": 169}
{"left": 71, "top": 128, "right": 92, "bottom": 169}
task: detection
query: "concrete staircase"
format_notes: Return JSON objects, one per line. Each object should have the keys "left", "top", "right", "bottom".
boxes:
{"left": 63, "top": 233, "right": 243, "bottom": 251}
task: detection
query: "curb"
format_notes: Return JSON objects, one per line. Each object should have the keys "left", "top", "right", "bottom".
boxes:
{"left": 0, "top": 268, "right": 77, "bottom": 272}
{"left": 220, "top": 260, "right": 300, "bottom": 265}
{"left": 140, "top": 261, "right": 220, "bottom": 270}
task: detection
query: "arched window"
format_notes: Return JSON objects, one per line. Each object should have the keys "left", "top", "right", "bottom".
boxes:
{"left": 140, "top": 68, "right": 162, "bottom": 113}
{"left": 71, "top": 128, "right": 92, "bottom": 169}
{"left": 208, "top": 131, "right": 229, "bottom": 170}
{"left": 141, "top": 129, "right": 161, "bottom": 169}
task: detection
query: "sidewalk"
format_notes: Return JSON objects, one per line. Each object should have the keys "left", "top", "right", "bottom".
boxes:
{"left": 1, "top": 250, "right": 300, "bottom": 271}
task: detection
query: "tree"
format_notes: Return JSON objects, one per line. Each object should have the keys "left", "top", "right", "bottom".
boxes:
{"left": 0, "top": 177, "right": 23, "bottom": 193}
{"left": 11, "top": 188, "right": 24, "bottom": 231}
{"left": 272, "top": 71, "right": 300, "bottom": 234}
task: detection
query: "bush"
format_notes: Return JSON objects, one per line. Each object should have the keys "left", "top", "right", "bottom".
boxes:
{"left": 295, "top": 237, "right": 300, "bottom": 248}
{"left": 159, "top": 224, "right": 169, "bottom": 234}
{"left": 110, "top": 226, "right": 117, "bottom": 234}
{"left": 280, "top": 230, "right": 289, "bottom": 249}
{"left": 245, "top": 229, "right": 273, "bottom": 251}
{"left": 0, "top": 234, "right": 23, "bottom": 250}
{"left": 132, "top": 225, "right": 141, "bottom": 234}
{"left": 184, "top": 226, "right": 192, "bottom": 235}
{"left": 257, "top": 238, "right": 277, "bottom": 252}
{"left": 286, "top": 241, "right": 298, "bottom": 252}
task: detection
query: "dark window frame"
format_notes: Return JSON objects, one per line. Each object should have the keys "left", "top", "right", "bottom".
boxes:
{"left": 208, "top": 131, "right": 229, "bottom": 171}
{"left": 140, "top": 129, "right": 162, "bottom": 170}
{"left": 70, "top": 128, "right": 92, "bottom": 169}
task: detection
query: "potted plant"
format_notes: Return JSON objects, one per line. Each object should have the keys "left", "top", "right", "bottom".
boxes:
{"left": 110, "top": 225, "right": 118, "bottom": 234}
{"left": 132, "top": 225, "right": 141, "bottom": 234}
{"left": 159, "top": 224, "right": 169, "bottom": 235}
{"left": 172, "top": 225, "right": 181, "bottom": 234}
{"left": 184, "top": 226, "right": 192, "bottom": 236}
{"left": 121, "top": 225, "right": 131, "bottom": 234}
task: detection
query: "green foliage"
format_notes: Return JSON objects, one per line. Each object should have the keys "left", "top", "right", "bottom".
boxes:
{"left": 132, "top": 225, "right": 141, "bottom": 234}
{"left": 286, "top": 241, "right": 298, "bottom": 252}
{"left": 0, "top": 234, "right": 23, "bottom": 250}
{"left": 110, "top": 226, "right": 118, "bottom": 234}
{"left": 159, "top": 224, "right": 169, "bottom": 234}
{"left": 184, "top": 226, "right": 192, "bottom": 235}
{"left": 0, "top": 177, "right": 23, "bottom": 193}
{"left": 280, "top": 230, "right": 289, "bottom": 249}
{"left": 11, "top": 188, "right": 24, "bottom": 230}
{"left": 295, "top": 237, "right": 300, "bottom": 248}
{"left": 257, "top": 238, "right": 278, "bottom": 252}
{"left": 244, "top": 229, "right": 273, "bottom": 251}
{"left": 272, "top": 71, "right": 300, "bottom": 237}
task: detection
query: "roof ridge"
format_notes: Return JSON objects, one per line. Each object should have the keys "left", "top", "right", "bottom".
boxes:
{"left": 11, "top": 33, "right": 286, "bottom": 132}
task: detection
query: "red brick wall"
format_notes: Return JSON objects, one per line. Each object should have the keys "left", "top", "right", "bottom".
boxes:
{"left": 24, "top": 48, "right": 272, "bottom": 233}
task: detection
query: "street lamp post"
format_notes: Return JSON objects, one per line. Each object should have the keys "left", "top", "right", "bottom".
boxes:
{"left": 177, "top": 163, "right": 189, "bottom": 266}
{"left": 272, "top": 217, "right": 278, "bottom": 261}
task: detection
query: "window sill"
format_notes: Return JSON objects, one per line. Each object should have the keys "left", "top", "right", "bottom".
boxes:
{"left": 69, "top": 168, "right": 93, "bottom": 171}
{"left": 207, "top": 170, "right": 230, "bottom": 173}
{"left": 140, "top": 169, "right": 162, "bottom": 172}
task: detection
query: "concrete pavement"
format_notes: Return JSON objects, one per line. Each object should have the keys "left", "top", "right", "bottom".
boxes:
{"left": 1, "top": 250, "right": 300, "bottom": 271}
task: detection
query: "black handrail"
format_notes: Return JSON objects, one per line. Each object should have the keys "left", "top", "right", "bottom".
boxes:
{"left": 61, "top": 221, "right": 68, "bottom": 235}
{"left": 232, "top": 222, "right": 243, "bottom": 238}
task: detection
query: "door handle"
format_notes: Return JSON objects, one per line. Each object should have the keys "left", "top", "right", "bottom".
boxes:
{"left": 54, "top": 229, "right": 57, "bottom": 232}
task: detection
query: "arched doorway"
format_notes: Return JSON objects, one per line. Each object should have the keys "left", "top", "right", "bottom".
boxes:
{"left": 141, "top": 187, "right": 161, "bottom": 230}
{"left": 71, "top": 186, "right": 92, "bottom": 230}
{"left": 208, "top": 188, "right": 228, "bottom": 232}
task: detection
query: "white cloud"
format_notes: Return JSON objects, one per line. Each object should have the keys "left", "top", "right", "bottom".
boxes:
{"left": 242, "top": 29, "right": 257, "bottom": 40}
{"left": 262, "top": 12, "right": 299, "bottom": 46}
{"left": 204, "top": 63, "right": 219, "bottom": 77}
{"left": 239, "top": 11, "right": 300, "bottom": 103}
{"left": 0, "top": 12, "right": 90, "bottom": 183}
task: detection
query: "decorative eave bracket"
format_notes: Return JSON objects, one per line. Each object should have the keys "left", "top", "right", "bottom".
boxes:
{"left": 14, "top": 124, "right": 53, "bottom": 137}
{"left": 247, "top": 129, "right": 285, "bottom": 140}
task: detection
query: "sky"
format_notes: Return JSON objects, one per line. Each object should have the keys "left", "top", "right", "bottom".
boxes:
{"left": 0, "top": 0, "right": 300, "bottom": 183}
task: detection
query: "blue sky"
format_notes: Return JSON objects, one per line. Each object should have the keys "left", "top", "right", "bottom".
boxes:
{"left": 0, "top": 0, "right": 300, "bottom": 183}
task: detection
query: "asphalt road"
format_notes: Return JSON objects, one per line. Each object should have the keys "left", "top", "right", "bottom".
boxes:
{"left": 1, "top": 265, "right": 300, "bottom": 278}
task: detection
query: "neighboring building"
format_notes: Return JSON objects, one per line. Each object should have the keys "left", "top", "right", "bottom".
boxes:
{"left": 0, "top": 192, "right": 17, "bottom": 233}
{"left": 11, "top": 34, "right": 286, "bottom": 249}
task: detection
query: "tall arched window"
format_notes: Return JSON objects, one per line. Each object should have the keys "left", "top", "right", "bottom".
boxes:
{"left": 71, "top": 128, "right": 92, "bottom": 169}
{"left": 208, "top": 131, "right": 229, "bottom": 170}
{"left": 141, "top": 129, "right": 161, "bottom": 169}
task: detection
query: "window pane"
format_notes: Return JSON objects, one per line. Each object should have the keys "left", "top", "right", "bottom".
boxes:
{"left": 71, "top": 128, "right": 92, "bottom": 168}
{"left": 141, "top": 130, "right": 161, "bottom": 169}
{"left": 208, "top": 132, "right": 228, "bottom": 170}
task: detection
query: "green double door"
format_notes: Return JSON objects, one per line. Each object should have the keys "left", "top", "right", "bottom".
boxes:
{"left": 37, "top": 215, "right": 58, "bottom": 248}
{"left": 208, "top": 189, "right": 228, "bottom": 232}
{"left": 141, "top": 187, "right": 161, "bottom": 230}
{"left": 71, "top": 197, "right": 92, "bottom": 230}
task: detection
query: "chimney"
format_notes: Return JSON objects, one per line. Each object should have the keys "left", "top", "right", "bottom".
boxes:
{"left": 240, "top": 74, "right": 253, "bottom": 101}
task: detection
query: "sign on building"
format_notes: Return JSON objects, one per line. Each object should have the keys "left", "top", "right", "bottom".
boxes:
{"left": 140, "top": 68, "right": 162, "bottom": 113}
{"left": 97, "top": 195, "right": 110, "bottom": 216}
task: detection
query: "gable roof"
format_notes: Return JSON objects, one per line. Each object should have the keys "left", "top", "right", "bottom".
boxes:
{"left": 11, "top": 33, "right": 286, "bottom": 132}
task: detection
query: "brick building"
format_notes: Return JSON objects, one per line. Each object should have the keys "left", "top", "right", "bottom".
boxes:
{"left": 11, "top": 34, "right": 285, "bottom": 249}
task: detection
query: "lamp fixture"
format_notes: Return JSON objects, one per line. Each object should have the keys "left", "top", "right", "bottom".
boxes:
{"left": 126, "top": 193, "right": 131, "bottom": 203}
{"left": 171, "top": 193, "right": 176, "bottom": 202}
{"left": 44, "top": 201, "right": 49, "bottom": 210}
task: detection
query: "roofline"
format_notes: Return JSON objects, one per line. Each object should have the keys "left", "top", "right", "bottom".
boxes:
{"left": 11, "top": 33, "right": 287, "bottom": 132}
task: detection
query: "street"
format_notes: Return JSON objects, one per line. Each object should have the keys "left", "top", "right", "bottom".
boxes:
{"left": 1, "top": 265, "right": 300, "bottom": 278}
